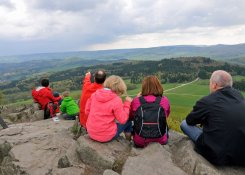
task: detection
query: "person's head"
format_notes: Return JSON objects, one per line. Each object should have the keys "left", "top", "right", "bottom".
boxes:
{"left": 141, "top": 75, "right": 163, "bottom": 96}
{"left": 62, "top": 91, "right": 70, "bottom": 97}
{"left": 41, "top": 79, "right": 49, "bottom": 87}
{"left": 94, "top": 70, "right": 106, "bottom": 84}
{"left": 209, "top": 70, "right": 233, "bottom": 93}
{"left": 103, "top": 75, "right": 127, "bottom": 96}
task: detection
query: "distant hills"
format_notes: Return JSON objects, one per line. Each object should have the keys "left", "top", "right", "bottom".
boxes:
{"left": 1, "top": 43, "right": 245, "bottom": 64}
{"left": 1, "top": 43, "right": 245, "bottom": 82}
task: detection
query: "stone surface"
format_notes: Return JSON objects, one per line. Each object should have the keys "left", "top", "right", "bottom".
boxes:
{"left": 103, "top": 169, "right": 120, "bottom": 175}
{"left": 1, "top": 104, "right": 44, "bottom": 124}
{"left": 122, "top": 143, "right": 187, "bottom": 175}
{"left": 76, "top": 135, "right": 131, "bottom": 172}
{"left": 1, "top": 118, "right": 245, "bottom": 175}
{"left": 168, "top": 131, "right": 245, "bottom": 175}
{"left": 0, "top": 120, "right": 85, "bottom": 175}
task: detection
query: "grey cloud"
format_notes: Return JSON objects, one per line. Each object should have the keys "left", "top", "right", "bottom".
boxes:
{"left": 0, "top": 0, "right": 14, "bottom": 9}
{"left": 1, "top": 0, "right": 245, "bottom": 56}
{"left": 29, "top": 0, "right": 107, "bottom": 11}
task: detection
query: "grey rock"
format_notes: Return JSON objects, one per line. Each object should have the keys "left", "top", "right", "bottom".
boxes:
{"left": 53, "top": 167, "right": 84, "bottom": 175}
{"left": 103, "top": 169, "right": 120, "bottom": 175}
{"left": 7, "top": 113, "right": 19, "bottom": 122}
{"left": 122, "top": 143, "right": 187, "bottom": 175}
{"left": 76, "top": 135, "right": 131, "bottom": 172}
{"left": 169, "top": 131, "right": 245, "bottom": 175}
{"left": 0, "top": 117, "right": 245, "bottom": 175}
{"left": 31, "top": 110, "right": 44, "bottom": 122}
{"left": 0, "top": 120, "right": 85, "bottom": 175}
{"left": 3, "top": 104, "right": 44, "bottom": 124}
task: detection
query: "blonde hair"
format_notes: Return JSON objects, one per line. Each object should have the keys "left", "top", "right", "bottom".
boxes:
{"left": 104, "top": 75, "right": 127, "bottom": 96}
{"left": 62, "top": 91, "right": 70, "bottom": 97}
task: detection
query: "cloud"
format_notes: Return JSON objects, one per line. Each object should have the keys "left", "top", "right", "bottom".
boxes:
{"left": 0, "top": 0, "right": 14, "bottom": 9}
{"left": 0, "top": 0, "right": 245, "bottom": 56}
{"left": 88, "top": 25, "right": 245, "bottom": 50}
{"left": 26, "top": 0, "right": 107, "bottom": 12}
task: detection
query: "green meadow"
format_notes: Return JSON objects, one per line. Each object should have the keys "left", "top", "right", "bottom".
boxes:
{"left": 126, "top": 77, "right": 245, "bottom": 132}
{"left": 8, "top": 76, "right": 245, "bottom": 132}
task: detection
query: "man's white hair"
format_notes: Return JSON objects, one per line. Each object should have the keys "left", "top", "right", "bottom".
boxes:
{"left": 210, "top": 70, "right": 233, "bottom": 87}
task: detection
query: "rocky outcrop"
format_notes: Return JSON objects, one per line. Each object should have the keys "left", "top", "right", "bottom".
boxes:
{"left": 0, "top": 104, "right": 44, "bottom": 125}
{"left": 0, "top": 119, "right": 245, "bottom": 175}
{"left": 0, "top": 120, "right": 84, "bottom": 175}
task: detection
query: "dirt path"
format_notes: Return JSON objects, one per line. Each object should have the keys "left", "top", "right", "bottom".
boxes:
{"left": 164, "top": 78, "right": 199, "bottom": 92}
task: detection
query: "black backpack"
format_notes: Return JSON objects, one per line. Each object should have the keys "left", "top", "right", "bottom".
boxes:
{"left": 134, "top": 96, "right": 167, "bottom": 138}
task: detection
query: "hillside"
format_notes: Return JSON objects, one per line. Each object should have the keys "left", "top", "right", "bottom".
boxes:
{"left": 1, "top": 57, "right": 245, "bottom": 104}
{"left": 1, "top": 44, "right": 245, "bottom": 64}
{"left": 229, "top": 57, "right": 245, "bottom": 65}
{"left": 1, "top": 43, "right": 245, "bottom": 82}
{"left": 0, "top": 58, "right": 127, "bottom": 82}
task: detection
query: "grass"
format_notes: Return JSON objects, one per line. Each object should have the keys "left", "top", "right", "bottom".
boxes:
{"left": 6, "top": 77, "right": 245, "bottom": 133}
{"left": 233, "top": 75, "right": 245, "bottom": 81}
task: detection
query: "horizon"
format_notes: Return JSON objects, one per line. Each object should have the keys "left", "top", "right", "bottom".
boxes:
{"left": 0, "top": 42, "right": 245, "bottom": 58}
{"left": 1, "top": 1, "right": 245, "bottom": 56}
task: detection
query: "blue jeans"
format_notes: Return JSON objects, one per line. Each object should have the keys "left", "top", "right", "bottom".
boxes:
{"left": 180, "top": 120, "right": 203, "bottom": 143}
{"left": 61, "top": 113, "right": 77, "bottom": 120}
{"left": 113, "top": 120, "right": 132, "bottom": 139}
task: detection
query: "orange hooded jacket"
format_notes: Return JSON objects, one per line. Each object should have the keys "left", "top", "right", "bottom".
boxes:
{"left": 79, "top": 73, "right": 103, "bottom": 128}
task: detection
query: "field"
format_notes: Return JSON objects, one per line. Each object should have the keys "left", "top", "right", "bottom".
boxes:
{"left": 7, "top": 76, "right": 245, "bottom": 132}
{"left": 125, "top": 78, "right": 243, "bottom": 131}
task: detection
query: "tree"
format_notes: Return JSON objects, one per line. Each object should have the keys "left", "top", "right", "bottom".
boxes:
{"left": 0, "top": 91, "right": 4, "bottom": 105}
{"left": 198, "top": 70, "right": 209, "bottom": 79}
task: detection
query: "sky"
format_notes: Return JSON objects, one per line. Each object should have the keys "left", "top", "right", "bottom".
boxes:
{"left": 0, "top": 0, "right": 245, "bottom": 56}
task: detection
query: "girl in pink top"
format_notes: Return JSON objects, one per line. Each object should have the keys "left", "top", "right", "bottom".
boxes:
{"left": 85, "top": 75, "right": 133, "bottom": 142}
{"left": 130, "top": 75, "right": 171, "bottom": 147}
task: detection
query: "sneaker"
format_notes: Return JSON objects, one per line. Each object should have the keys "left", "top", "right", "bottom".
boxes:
{"left": 52, "top": 117, "right": 60, "bottom": 122}
{"left": 124, "top": 132, "right": 132, "bottom": 141}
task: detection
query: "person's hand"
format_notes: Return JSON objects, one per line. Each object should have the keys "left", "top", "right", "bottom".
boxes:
{"left": 125, "top": 96, "right": 132, "bottom": 102}
{"left": 137, "top": 92, "right": 142, "bottom": 97}
{"left": 86, "top": 71, "right": 91, "bottom": 76}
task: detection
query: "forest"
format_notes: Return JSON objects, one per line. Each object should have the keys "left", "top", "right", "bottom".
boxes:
{"left": 1, "top": 56, "right": 245, "bottom": 104}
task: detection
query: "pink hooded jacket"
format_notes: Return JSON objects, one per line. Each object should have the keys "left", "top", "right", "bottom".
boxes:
{"left": 85, "top": 88, "right": 131, "bottom": 142}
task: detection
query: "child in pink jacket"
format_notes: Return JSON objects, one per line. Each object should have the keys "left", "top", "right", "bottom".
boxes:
{"left": 85, "top": 75, "right": 132, "bottom": 142}
{"left": 130, "top": 75, "right": 171, "bottom": 147}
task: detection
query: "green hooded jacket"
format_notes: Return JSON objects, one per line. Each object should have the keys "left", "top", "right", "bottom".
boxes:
{"left": 60, "top": 97, "right": 79, "bottom": 116}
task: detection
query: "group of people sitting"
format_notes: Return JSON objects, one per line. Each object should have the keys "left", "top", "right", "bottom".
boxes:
{"left": 32, "top": 69, "right": 245, "bottom": 166}
{"left": 32, "top": 79, "right": 79, "bottom": 120}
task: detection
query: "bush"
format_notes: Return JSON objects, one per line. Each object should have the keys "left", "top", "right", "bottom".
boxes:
{"left": 126, "top": 83, "right": 137, "bottom": 90}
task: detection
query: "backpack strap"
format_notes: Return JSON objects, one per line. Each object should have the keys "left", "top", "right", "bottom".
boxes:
{"left": 139, "top": 96, "right": 147, "bottom": 105}
{"left": 154, "top": 96, "right": 162, "bottom": 105}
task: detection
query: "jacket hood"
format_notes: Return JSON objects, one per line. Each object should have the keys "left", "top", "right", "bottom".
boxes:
{"left": 63, "top": 96, "right": 73, "bottom": 102}
{"left": 35, "top": 86, "right": 45, "bottom": 91}
{"left": 94, "top": 89, "right": 117, "bottom": 102}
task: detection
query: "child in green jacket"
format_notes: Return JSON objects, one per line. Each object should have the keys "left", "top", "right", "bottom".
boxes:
{"left": 60, "top": 91, "right": 79, "bottom": 120}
